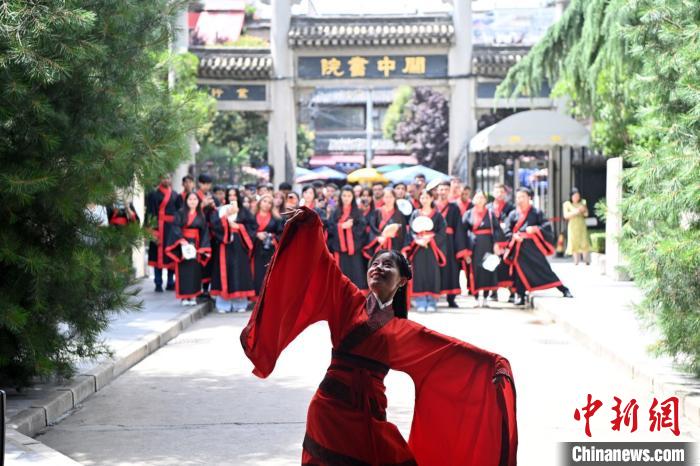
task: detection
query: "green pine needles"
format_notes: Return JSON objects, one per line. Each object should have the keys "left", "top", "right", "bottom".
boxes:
{"left": 0, "top": 1, "right": 213, "bottom": 386}
{"left": 498, "top": 0, "right": 700, "bottom": 374}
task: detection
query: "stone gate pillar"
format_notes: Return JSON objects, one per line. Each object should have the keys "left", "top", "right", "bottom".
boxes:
{"left": 269, "top": 0, "right": 297, "bottom": 186}
{"left": 447, "top": 0, "right": 477, "bottom": 177}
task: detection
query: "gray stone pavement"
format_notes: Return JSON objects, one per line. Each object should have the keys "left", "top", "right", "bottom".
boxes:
{"left": 532, "top": 260, "right": 700, "bottom": 433}
{"left": 35, "top": 292, "right": 700, "bottom": 466}
{"left": 3, "top": 279, "right": 210, "bottom": 465}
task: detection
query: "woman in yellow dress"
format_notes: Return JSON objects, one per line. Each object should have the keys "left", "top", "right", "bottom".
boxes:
{"left": 563, "top": 188, "right": 591, "bottom": 265}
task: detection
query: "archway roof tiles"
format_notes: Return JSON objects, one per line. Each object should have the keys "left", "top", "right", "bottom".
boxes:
{"left": 288, "top": 15, "right": 454, "bottom": 48}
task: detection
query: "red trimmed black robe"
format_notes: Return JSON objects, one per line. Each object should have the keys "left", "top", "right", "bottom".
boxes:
{"left": 328, "top": 205, "right": 368, "bottom": 291}
{"left": 503, "top": 206, "right": 562, "bottom": 292}
{"left": 240, "top": 207, "right": 517, "bottom": 466}
{"left": 107, "top": 203, "right": 139, "bottom": 226}
{"left": 145, "top": 184, "right": 177, "bottom": 270}
{"left": 436, "top": 200, "right": 463, "bottom": 296}
{"left": 210, "top": 208, "right": 257, "bottom": 300}
{"left": 458, "top": 207, "right": 507, "bottom": 295}
{"left": 362, "top": 207, "right": 407, "bottom": 260}
{"left": 252, "top": 212, "right": 284, "bottom": 298}
{"left": 402, "top": 209, "right": 447, "bottom": 299}
{"left": 165, "top": 210, "right": 211, "bottom": 299}
{"left": 488, "top": 200, "right": 516, "bottom": 289}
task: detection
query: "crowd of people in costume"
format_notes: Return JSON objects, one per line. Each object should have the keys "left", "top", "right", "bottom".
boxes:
{"left": 139, "top": 171, "right": 576, "bottom": 312}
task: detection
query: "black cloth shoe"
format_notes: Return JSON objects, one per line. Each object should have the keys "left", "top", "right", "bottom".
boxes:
{"left": 165, "top": 283, "right": 175, "bottom": 291}
{"left": 154, "top": 285, "right": 164, "bottom": 293}
{"left": 447, "top": 295, "right": 459, "bottom": 308}
{"left": 489, "top": 291, "right": 498, "bottom": 301}
{"left": 514, "top": 294, "right": 527, "bottom": 306}
{"left": 562, "top": 288, "right": 574, "bottom": 298}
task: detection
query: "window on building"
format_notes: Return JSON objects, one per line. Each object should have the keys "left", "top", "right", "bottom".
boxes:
{"left": 314, "top": 106, "right": 365, "bottom": 131}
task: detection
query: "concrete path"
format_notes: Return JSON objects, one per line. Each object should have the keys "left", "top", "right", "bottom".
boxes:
{"left": 37, "top": 295, "right": 699, "bottom": 466}
{"left": 532, "top": 260, "right": 700, "bottom": 433}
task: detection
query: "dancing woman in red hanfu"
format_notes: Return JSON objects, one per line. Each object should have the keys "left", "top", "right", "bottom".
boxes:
{"left": 240, "top": 206, "right": 518, "bottom": 466}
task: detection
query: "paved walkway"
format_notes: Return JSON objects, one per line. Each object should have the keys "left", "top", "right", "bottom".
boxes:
{"left": 4, "top": 260, "right": 700, "bottom": 464}
{"left": 531, "top": 259, "right": 700, "bottom": 434}
{"left": 3, "top": 280, "right": 210, "bottom": 465}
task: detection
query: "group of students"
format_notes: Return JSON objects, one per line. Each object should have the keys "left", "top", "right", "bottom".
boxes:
{"left": 144, "top": 171, "right": 573, "bottom": 313}
{"left": 145, "top": 173, "right": 286, "bottom": 313}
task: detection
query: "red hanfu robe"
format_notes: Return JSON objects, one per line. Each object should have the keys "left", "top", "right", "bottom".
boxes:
{"left": 240, "top": 207, "right": 517, "bottom": 466}
{"left": 362, "top": 207, "right": 407, "bottom": 260}
{"left": 145, "top": 184, "right": 177, "bottom": 270}
{"left": 457, "top": 207, "right": 508, "bottom": 295}
{"left": 503, "top": 206, "right": 562, "bottom": 292}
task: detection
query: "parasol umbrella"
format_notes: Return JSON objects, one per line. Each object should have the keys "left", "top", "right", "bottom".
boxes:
{"left": 377, "top": 163, "right": 412, "bottom": 174}
{"left": 296, "top": 166, "right": 347, "bottom": 184}
{"left": 295, "top": 166, "right": 313, "bottom": 179}
{"left": 347, "top": 167, "right": 390, "bottom": 184}
{"left": 385, "top": 165, "right": 449, "bottom": 184}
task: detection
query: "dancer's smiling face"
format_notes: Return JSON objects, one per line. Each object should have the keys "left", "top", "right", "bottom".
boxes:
{"left": 367, "top": 251, "right": 408, "bottom": 302}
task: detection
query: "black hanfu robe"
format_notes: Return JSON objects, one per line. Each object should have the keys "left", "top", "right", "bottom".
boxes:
{"left": 252, "top": 212, "right": 284, "bottom": 297}
{"left": 402, "top": 209, "right": 447, "bottom": 299}
{"left": 165, "top": 210, "right": 211, "bottom": 299}
{"left": 107, "top": 203, "right": 139, "bottom": 226}
{"left": 458, "top": 207, "right": 508, "bottom": 295}
{"left": 196, "top": 189, "right": 220, "bottom": 285}
{"left": 145, "top": 185, "right": 177, "bottom": 270}
{"left": 328, "top": 205, "right": 368, "bottom": 291}
{"left": 436, "top": 200, "right": 463, "bottom": 295}
{"left": 362, "top": 207, "right": 407, "bottom": 260}
{"left": 488, "top": 200, "right": 516, "bottom": 289}
{"left": 210, "top": 208, "right": 257, "bottom": 300}
{"left": 503, "top": 206, "right": 563, "bottom": 292}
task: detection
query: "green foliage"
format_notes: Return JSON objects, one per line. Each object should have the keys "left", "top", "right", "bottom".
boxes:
{"left": 297, "top": 124, "right": 315, "bottom": 167}
{"left": 394, "top": 87, "right": 449, "bottom": 172}
{"left": 198, "top": 111, "right": 268, "bottom": 183}
{"left": 382, "top": 86, "right": 413, "bottom": 139}
{"left": 593, "top": 197, "right": 607, "bottom": 222}
{"left": 224, "top": 35, "right": 269, "bottom": 48}
{"left": 497, "top": 0, "right": 635, "bottom": 156}
{"left": 618, "top": 0, "right": 700, "bottom": 374}
{"left": 499, "top": 0, "right": 700, "bottom": 374}
{"left": 0, "top": 1, "right": 212, "bottom": 387}
{"left": 589, "top": 232, "right": 606, "bottom": 254}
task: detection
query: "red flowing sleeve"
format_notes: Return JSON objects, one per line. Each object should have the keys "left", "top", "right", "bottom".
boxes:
{"left": 387, "top": 319, "right": 518, "bottom": 466}
{"left": 240, "top": 207, "right": 365, "bottom": 379}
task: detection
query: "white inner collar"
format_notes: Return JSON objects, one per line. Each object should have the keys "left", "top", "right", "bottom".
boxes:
{"left": 373, "top": 293, "right": 393, "bottom": 309}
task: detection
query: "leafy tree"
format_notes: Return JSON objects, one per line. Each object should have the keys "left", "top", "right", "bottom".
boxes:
{"left": 394, "top": 87, "right": 449, "bottom": 172}
{"left": 0, "top": 1, "right": 212, "bottom": 386}
{"left": 198, "top": 111, "right": 268, "bottom": 183}
{"left": 382, "top": 85, "right": 413, "bottom": 139}
{"left": 297, "top": 124, "right": 315, "bottom": 167}
{"left": 498, "top": 0, "right": 700, "bottom": 374}
{"left": 199, "top": 111, "right": 315, "bottom": 182}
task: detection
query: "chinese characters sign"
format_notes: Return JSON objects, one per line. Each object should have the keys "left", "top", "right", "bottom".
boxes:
{"left": 298, "top": 55, "right": 448, "bottom": 79}
{"left": 198, "top": 84, "right": 266, "bottom": 101}
{"left": 574, "top": 394, "right": 680, "bottom": 438}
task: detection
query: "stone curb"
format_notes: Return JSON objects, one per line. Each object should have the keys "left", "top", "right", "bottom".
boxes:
{"left": 6, "top": 428, "right": 82, "bottom": 465}
{"left": 530, "top": 296, "right": 700, "bottom": 432}
{"left": 8, "top": 302, "right": 210, "bottom": 437}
